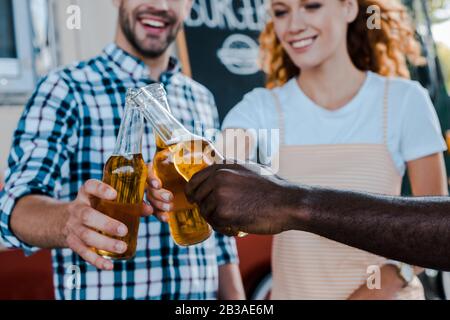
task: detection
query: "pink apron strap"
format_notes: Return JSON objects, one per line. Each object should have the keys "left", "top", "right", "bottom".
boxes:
{"left": 382, "top": 78, "right": 390, "bottom": 145}
{"left": 270, "top": 90, "right": 285, "bottom": 146}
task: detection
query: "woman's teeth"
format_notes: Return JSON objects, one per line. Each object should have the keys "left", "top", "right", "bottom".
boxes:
{"left": 292, "top": 37, "right": 315, "bottom": 49}
{"left": 141, "top": 19, "right": 165, "bottom": 28}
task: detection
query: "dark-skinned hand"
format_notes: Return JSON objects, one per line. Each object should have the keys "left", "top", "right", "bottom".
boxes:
{"left": 184, "top": 162, "right": 308, "bottom": 236}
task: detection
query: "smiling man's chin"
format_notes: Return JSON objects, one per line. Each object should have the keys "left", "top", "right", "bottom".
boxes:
{"left": 119, "top": 10, "right": 179, "bottom": 58}
{"left": 136, "top": 40, "right": 169, "bottom": 58}
{"left": 128, "top": 22, "right": 180, "bottom": 58}
{"left": 122, "top": 25, "right": 170, "bottom": 58}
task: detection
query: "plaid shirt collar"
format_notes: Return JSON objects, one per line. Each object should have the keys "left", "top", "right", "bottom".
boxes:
{"left": 102, "top": 43, "right": 181, "bottom": 81}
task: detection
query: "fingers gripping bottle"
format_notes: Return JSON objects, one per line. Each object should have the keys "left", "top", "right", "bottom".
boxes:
{"left": 137, "top": 84, "right": 213, "bottom": 246}
{"left": 93, "top": 89, "right": 148, "bottom": 259}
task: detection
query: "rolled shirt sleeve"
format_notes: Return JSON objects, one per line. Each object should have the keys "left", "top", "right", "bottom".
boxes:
{"left": 0, "top": 72, "right": 78, "bottom": 255}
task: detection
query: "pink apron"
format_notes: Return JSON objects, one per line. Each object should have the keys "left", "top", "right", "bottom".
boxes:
{"left": 270, "top": 79, "right": 424, "bottom": 299}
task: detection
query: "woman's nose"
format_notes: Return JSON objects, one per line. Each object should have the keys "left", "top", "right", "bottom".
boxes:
{"left": 288, "top": 10, "right": 308, "bottom": 34}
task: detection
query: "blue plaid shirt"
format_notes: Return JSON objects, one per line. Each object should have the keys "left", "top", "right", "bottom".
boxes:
{"left": 0, "top": 43, "right": 238, "bottom": 300}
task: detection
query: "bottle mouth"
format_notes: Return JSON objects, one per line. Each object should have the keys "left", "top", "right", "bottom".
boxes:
{"left": 130, "top": 89, "right": 153, "bottom": 111}
{"left": 141, "top": 83, "right": 167, "bottom": 99}
{"left": 126, "top": 88, "right": 142, "bottom": 108}
{"left": 131, "top": 84, "right": 166, "bottom": 102}
{"left": 127, "top": 88, "right": 140, "bottom": 98}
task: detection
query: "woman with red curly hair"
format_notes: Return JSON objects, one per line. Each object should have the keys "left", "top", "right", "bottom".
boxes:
{"left": 221, "top": 0, "right": 448, "bottom": 299}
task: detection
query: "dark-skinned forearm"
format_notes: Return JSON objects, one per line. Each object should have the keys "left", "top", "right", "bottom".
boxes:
{"left": 10, "top": 195, "right": 70, "bottom": 249}
{"left": 289, "top": 186, "right": 450, "bottom": 271}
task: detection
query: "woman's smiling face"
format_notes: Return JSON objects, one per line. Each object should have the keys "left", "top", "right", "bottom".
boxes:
{"left": 271, "top": 0, "right": 358, "bottom": 71}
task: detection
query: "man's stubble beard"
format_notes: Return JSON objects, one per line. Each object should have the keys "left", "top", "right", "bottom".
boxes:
{"left": 119, "top": 9, "right": 181, "bottom": 59}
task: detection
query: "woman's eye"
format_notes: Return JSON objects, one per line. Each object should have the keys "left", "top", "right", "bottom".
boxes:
{"left": 304, "top": 3, "right": 322, "bottom": 10}
{"left": 273, "top": 9, "right": 288, "bottom": 18}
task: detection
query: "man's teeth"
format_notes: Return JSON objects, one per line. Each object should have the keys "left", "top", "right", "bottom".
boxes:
{"left": 292, "top": 38, "right": 315, "bottom": 49}
{"left": 141, "top": 19, "right": 165, "bottom": 28}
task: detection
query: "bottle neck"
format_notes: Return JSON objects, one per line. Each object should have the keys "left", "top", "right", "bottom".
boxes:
{"left": 114, "top": 105, "right": 144, "bottom": 155}
{"left": 148, "top": 85, "right": 172, "bottom": 148}
{"left": 133, "top": 90, "right": 191, "bottom": 146}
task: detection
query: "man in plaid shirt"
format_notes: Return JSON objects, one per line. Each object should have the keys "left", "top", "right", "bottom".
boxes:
{"left": 0, "top": 0, "right": 245, "bottom": 300}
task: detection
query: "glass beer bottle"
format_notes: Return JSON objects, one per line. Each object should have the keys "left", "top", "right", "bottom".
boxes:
{"left": 139, "top": 84, "right": 212, "bottom": 246}
{"left": 93, "top": 89, "right": 148, "bottom": 259}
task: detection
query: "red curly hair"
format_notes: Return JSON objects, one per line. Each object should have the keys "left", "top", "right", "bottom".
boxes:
{"left": 259, "top": 0, "right": 425, "bottom": 89}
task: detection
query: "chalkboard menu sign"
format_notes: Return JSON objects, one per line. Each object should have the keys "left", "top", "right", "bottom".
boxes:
{"left": 178, "top": 0, "right": 269, "bottom": 122}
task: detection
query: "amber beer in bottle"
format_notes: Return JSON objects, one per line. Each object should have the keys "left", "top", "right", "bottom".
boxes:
{"left": 133, "top": 85, "right": 247, "bottom": 244}
{"left": 93, "top": 89, "right": 147, "bottom": 259}
{"left": 140, "top": 84, "right": 212, "bottom": 246}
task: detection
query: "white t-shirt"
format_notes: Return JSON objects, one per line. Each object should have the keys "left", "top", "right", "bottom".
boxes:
{"left": 222, "top": 71, "right": 447, "bottom": 175}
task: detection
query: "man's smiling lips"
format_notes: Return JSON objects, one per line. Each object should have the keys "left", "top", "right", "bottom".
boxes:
{"left": 138, "top": 15, "right": 170, "bottom": 35}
